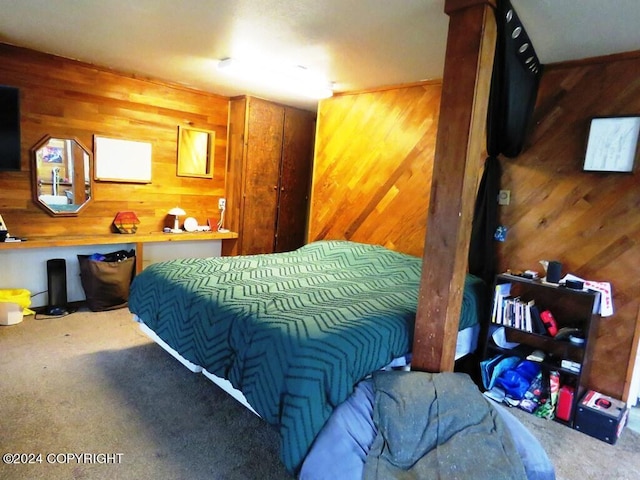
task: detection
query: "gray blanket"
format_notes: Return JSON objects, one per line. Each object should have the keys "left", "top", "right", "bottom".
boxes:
{"left": 364, "top": 371, "right": 528, "bottom": 480}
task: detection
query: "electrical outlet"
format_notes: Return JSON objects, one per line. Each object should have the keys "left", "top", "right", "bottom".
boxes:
{"left": 218, "top": 198, "right": 226, "bottom": 210}
{"left": 498, "top": 190, "right": 511, "bottom": 206}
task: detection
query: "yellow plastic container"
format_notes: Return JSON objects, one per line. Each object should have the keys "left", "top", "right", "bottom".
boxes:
{"left": 0, "top": 289, "right": 34, "bottom": 326}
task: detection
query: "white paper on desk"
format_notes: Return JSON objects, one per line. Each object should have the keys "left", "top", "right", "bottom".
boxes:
{"left": 562, "top": 274, "right": 614, "bottom": 317}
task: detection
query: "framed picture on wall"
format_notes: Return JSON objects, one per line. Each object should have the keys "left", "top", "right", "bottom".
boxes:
{"left": 177, "top": 126, "right": 215, "bottom": 178}
{"left": 583, "top": 116, "right": 640, "bottom": 173}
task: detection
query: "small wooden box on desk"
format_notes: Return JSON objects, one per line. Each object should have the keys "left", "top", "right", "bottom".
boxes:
{"left": 483, "top": 273, "right": 600, "bottom": 428}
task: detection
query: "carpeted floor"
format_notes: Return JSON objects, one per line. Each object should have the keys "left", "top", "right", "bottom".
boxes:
{"left": 1, "top": 308, "right": 639, "bottom": 479}
{"left": 507, "top": 396, "right": 639, "bottom": 480}
{"left": 0, "top": 308, "right": 292, "bottom": 480}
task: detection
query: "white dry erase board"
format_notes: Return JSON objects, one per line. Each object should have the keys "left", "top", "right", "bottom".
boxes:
{"left": 94, "top": 136, "right": 152, "bottom": 183}
{"left": 583, "top": 116, "right": 640, "bottom": 173}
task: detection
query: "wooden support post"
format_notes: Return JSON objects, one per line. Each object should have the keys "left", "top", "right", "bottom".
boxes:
{"left": 411, "top": 0, "right": 496, "bottom": 372}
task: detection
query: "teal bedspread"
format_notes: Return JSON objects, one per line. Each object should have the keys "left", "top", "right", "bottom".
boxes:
{"left": 128, "top": 240, "right": 484, "bottom": 473}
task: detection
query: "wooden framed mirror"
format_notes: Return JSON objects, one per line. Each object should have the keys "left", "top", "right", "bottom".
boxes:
{"left": 31, "top": 135, "right": 92, "bottom": 216}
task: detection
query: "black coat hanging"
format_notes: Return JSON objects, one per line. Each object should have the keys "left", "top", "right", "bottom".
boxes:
{"left": 468, "top": 0, "right": 543, "bottom": 285}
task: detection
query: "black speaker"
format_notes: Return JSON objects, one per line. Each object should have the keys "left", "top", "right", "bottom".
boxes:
{"left": 46, "top": 258, "right": 68, "bottom": 315}
{"left": 546, "top": 261, "right": 562, "bottom": 284}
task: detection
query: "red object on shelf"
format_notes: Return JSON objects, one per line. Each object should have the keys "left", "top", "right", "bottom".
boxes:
{"left": 556, "top": 385, "right": 575, "bottom": 421}
{"left": 540, "top": 310, "right": 558, "bottom": 336}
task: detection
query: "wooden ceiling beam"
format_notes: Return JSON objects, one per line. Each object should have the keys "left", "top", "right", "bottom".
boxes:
{"left": 411, "top": 0, "right": 496, "bottom": 372}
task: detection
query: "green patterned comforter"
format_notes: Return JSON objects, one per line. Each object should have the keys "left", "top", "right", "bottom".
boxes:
{"left": 128, "top": 240, "right": 485, "bottom": 473}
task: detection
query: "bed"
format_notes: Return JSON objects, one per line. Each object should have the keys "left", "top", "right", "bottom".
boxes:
{"left": 128, "top": 240, "right": 487, "bottom": 474}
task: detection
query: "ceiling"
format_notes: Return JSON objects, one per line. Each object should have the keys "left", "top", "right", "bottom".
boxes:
{"left": 0, "top": 0, "right": 639, "bottom": 111}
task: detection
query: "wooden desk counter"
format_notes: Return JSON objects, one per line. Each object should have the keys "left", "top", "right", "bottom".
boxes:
{"left": 0, "top": 231, "right": 239, "bottom": 273}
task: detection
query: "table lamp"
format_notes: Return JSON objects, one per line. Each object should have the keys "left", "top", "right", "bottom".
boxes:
{"left": 168, "top": 207, "right": 186, "bottom": 233}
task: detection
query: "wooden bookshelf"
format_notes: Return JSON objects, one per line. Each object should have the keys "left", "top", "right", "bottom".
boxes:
{"left": 483, "top": 273, "right": 600, "bottom": 427}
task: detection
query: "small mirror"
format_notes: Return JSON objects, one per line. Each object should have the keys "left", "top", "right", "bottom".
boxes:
{"left": 177, "top": 126, "right": 214, "bottom": 178}
{"left": 31, "top": 135, "right": 92, "bottom": 216}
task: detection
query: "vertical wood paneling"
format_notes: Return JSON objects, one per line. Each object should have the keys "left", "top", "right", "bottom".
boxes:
{"left": 276, "top": 107, "right": 315, "bottom": 252}
{"left": 498, "top": 52, "right": 640, "bottom": 399}
{"left": 222, "top": 96, "right": 247, "bottom": 256}
{"left": 308, "top": 83, "right": 442, "bottom": 257}
{"left": 242, "top": 98, "right": 284, "bottom": 253}
{"left": 0, "top": 44, "right": 229, "bottom": 237}
{"left": 223, "top": 96, "right": 315, "bottom": 256}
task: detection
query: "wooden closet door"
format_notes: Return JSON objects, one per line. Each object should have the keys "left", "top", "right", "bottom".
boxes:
{"left": 274, "top": 107, "right": 315, "bottom": 253}
{"left": 241, "top": 98, "right": 284, "bottom": 255}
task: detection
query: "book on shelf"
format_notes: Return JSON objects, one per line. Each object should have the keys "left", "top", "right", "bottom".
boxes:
{"left": 523, "top": 298, "right": 535, "bottom": 332}
{"left": 492, "top": 284, "right": 548, "bottom": 335}
{"left": 492, "top": 283, "right": 512, "bottom": 325}
{"left": 529, "top": 304, "right": 548, "bottom": 335}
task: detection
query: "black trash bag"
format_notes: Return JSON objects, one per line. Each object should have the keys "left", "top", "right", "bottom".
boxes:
{"left": 77, "top": 249, "right": 136, "bottom": 311}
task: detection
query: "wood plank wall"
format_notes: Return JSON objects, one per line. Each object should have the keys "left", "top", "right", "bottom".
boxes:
{"left": 497, "top": 51, "right": 640, "bottom": 399}
{"left": 309, "top": 52, "right": 640, "bottom": 400}
{"left": 0, "top": 43, "right": 229, "bottom": 238}
{"left": 308, "top": 82, "right": 442, "bottom": 257}
{"left": 2, "top": 42, "right": 637, "bottom": 400}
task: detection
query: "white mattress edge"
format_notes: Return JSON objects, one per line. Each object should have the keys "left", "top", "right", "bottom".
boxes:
{"left": 134, "top": 314, "right": 479, "bottom": 419}
{"left": 135, "top": 314, "right": 260, "bottom": 416}
{"left": 455, "top": 323, "right": 480, "bottom": 360}
{"left": 137, "top": 319, "right": 203, "bottom": 373}
{"left": 201, "top": 369, "right": 261, "bottom": 417}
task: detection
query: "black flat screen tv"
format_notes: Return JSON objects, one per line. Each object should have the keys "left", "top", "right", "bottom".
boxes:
{"left": 0, "top": 85, "right": 21, "bottom": 171}
{"left": 486, "top": 0, "right": 543, "bottom": 158}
